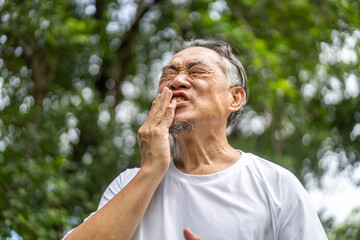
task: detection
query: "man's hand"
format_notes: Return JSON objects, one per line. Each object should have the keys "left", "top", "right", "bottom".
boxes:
{"left": 184, "top": 228, "right": 201, "bottom": 240}
{"left": 65, "top": 88, "right": 177, "bottom": 240}
{"left": 137, "top": 87, "right": 176, "bottom": 173}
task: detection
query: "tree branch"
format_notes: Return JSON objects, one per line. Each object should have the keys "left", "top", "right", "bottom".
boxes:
{"left": 224, "top": 0, "right": 254, "bottom": 34}
{"left": 248, "top": 0, "right": 270, "bottom": 18}
{"left": 114, "top": 0, "right": 161, "bottom": 104}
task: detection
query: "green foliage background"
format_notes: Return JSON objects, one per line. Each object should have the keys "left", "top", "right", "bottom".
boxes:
{"left": 0, "top": 0, "right": 359, "bottom": 239}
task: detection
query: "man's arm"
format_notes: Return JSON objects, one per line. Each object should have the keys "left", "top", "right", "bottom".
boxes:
{"left": 65, "top": 88, "right": 176, "bottom": 240}
{"left": 277, "top": 170, "right": 328, "bottom": 240}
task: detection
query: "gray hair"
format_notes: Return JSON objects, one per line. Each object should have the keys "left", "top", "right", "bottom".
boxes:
{"left": 182, "top": 39, "right": 249, "bottom": 127}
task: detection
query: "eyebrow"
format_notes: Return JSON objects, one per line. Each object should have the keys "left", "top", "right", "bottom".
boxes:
{"left": 161, "top": 64, "right": 177, "bottom": 73}
{"left": 186, "top": 61, "right": 210, "bottom": 69}
{"left": 161, "top": 61, "right": 210, "bottom": 73}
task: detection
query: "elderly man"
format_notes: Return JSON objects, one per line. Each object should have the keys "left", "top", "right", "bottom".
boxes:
{"left": 64, "top": 39, "right": 327, "bottom": 240}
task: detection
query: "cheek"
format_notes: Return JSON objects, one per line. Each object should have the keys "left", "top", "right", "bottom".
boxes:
{"left": 197, "top": 91, "right": 229, "bottom": 111}
{"left": 211, "top": 91, "right": 231, "bottom": 111}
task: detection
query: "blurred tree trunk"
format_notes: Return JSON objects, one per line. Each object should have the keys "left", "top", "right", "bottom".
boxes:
{"left": 114, "top": 0, "right": 161, "bottom": 104}
{"left": 18, "top": 39, "right": 58, "bottom": 107}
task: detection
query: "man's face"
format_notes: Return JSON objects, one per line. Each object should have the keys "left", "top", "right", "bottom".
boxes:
{"left": 159, "top": 47, "right": 232, "bottom": 128}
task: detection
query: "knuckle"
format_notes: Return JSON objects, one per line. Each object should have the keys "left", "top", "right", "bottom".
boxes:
{"left": 152, "top": 99, "right": 158, "bottom": 106}
{"left": 138, "top": 125, "right": 145, "bottom": 132}
{"left": 149, "top": 108, "right": 162, "bottom": 117}
{"left": 151, "top": 128, "right": 163, "bottom": 137}
{"left": 138, "top": 127, "right": 148, "bottom": 136}
{"left": 137, "top": 128, "right": 143, "bottom": 135}
{"left": 164, "top": 107, "right": 174, "bottom": 118}
{"left": 164, "top": 110, "right": 172, "bottom": 119}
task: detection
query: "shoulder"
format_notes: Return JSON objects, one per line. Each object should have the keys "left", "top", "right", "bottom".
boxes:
{"left": 242, "top": 152, "right": 307, "bottom": 202}
{"left": 107, "top": 167, "right": 140, "bottom": 192}
{"left": 97, "top": 167, "right": 140, "bottom": 209}
{"left": 243, "top": 153, "right": 299, "bottom": 184}
{"left": 118, "top": 167, "right": 141, "bottom": 186}
{"left": 243, "top": 153, "right": 327, "bottom": 239}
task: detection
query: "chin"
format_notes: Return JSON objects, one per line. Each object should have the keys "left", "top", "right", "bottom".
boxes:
{"left": 173, "top": 114, "right": 192, "bottom": 122}
{"left": 170, "top": 119, "right": 194, "bottom": 134}
{"left": 174, "top": 108, "right": 194, "bottom": 120}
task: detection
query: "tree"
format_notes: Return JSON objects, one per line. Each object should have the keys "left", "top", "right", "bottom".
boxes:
{"left": 327, "top": 208, "right": 360, "bottom": 240}
{"left": 0, "top": 0, "right": 359, "bottom": 238}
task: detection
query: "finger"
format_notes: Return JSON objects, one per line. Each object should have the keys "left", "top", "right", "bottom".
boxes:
{"left": 149, "top": 87, "right": 173, "bottom": 117}
{"left": 184, "top": 228, "right": 201, "bottom": 240}
{"left": 161, "top": 99, "right": 176, "bottom": 128}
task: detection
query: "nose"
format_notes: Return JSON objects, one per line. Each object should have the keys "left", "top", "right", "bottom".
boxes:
{"left": 169, "top": 73, "right": 191, "bottom": 90}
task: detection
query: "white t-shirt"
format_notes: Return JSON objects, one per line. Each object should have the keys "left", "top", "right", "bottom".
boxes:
{"left": 67, "top": 151, "right": 328, "bottom": 240}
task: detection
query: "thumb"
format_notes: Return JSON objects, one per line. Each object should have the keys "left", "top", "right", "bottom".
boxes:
{"left": 184, "top": 227, "right": 201, "bottom": 240}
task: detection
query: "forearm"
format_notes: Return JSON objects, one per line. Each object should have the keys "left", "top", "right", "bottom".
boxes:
{"left": 65, "top": 87, "right": 175, "bottom": 240}
{"left": 65, "top": 166, "right": 166, "bottom": 240}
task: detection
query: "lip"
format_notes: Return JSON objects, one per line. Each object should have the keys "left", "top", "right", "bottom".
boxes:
{"left": 171, "top": 91, "right": 190, "bottom": 107}
{"left": 172, "top": 91, "right": 189, "bottom": 101}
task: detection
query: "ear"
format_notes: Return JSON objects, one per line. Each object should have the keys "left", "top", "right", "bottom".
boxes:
{"left": 228, "top": 86, "right": 245, "bottom": 113}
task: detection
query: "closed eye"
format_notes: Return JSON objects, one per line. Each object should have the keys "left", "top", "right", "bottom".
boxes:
{"left": 161, "top": 69, "right": 176, "bottom": 77}
{"left": 189, "top": 71, "right": 205, "bottom": 76}
{"left": 189, "top": 68, "right": 211, "bottom": 76}
{"left": 188, "top": 63, "right": 212, "bottom": 75}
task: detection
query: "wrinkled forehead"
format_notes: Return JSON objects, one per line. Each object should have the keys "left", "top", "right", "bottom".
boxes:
{"left": 168, "top": 46, "right": 223, "bottom": 67}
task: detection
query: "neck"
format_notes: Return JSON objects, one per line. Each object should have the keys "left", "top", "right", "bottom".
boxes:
{"left": 171, "top": 123, "right": 240, "bottom": 175}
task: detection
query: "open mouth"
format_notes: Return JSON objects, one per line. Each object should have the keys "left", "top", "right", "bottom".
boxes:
{"left": 173, "top": 96, "right": 186, "bottom": 102}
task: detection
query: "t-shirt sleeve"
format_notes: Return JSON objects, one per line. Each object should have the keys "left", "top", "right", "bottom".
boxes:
{"left": 277, "top": 171, "right": 328, "bottom": 240}
{"left": 62, "top": 168, "right": 140, "bottom": 239}
{"left": 96, "top": 168, "right": 140, "bottom": 211}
